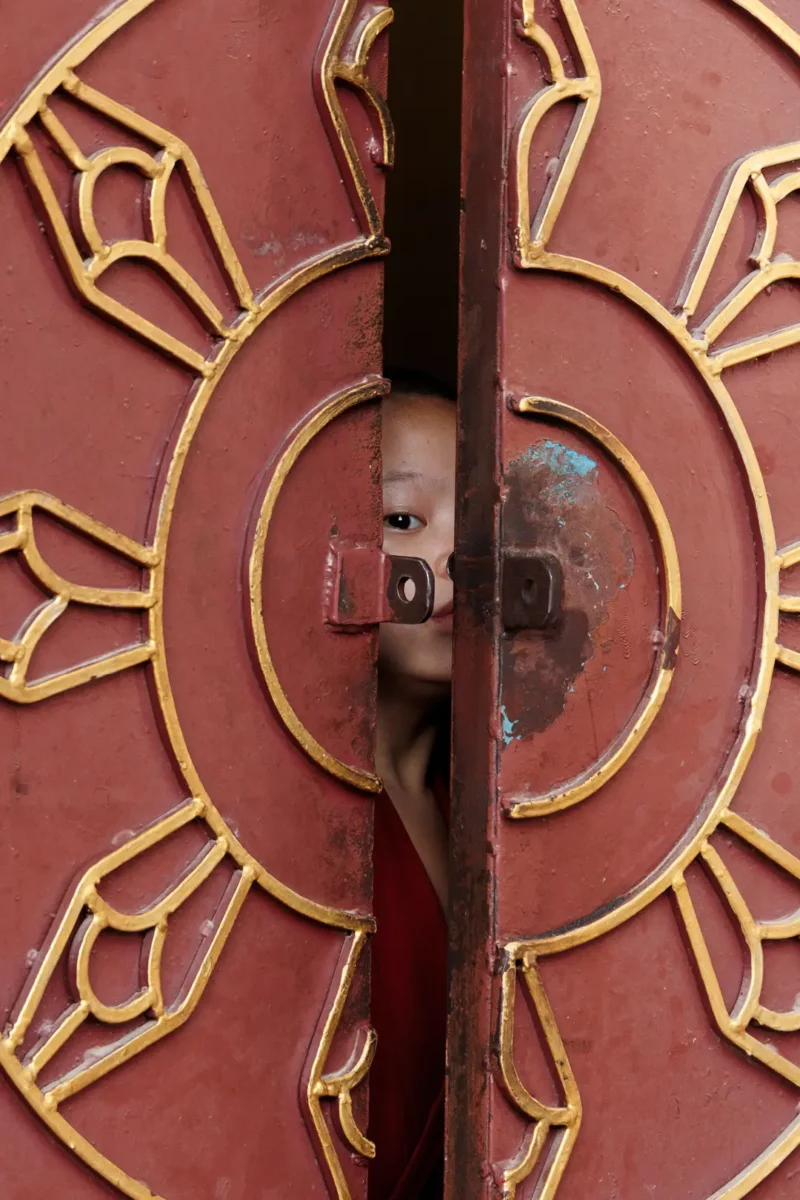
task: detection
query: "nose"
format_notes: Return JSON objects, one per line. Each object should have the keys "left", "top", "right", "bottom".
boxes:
{"left": 429, "top": 548, "right": 454, "bottom": 620}
{"left": 432, "top": 547, "right": 453, "bottom": 585}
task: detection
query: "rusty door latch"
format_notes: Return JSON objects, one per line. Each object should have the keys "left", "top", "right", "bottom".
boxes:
{"left": 501, "top": 549, "right": 563, "bottom": 630}
{"left": 326, "top": 543, "right": 435, "bottom": 627}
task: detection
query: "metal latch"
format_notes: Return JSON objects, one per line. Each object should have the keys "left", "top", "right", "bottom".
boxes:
{"left": 326, "top": 543, "right": 435, "bottom": 627}
{"left": 501, "top": 550, "right": 563, "bottom": 630}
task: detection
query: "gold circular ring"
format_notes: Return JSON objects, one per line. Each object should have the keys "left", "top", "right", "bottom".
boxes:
{"left": 248, "top": 379, "right": 388, "bottom": 794}
{"left": 508, "top": 395, "right": 682, "bottom": 819}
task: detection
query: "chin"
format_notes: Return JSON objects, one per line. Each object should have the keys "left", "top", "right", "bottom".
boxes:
{"left": 378, "top": 630, "right": 452, "bottom": 685}
{"left": 380, "top": 665, "right": 451, "bottom": 698}
{"left": 412, "top": 667, "right": 452, "bottom": 692}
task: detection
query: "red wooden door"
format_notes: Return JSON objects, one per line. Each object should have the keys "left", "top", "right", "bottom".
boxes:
{"left": 453, "top": 1, "right": 800, "bottom": 1196}
{"left": 0, "top": 2, "right": 394, "bottom": 1196}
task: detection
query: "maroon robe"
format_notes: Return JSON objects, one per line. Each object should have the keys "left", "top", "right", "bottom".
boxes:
{"left": 367, "top": 789, "right": 448, "bottom": 1198}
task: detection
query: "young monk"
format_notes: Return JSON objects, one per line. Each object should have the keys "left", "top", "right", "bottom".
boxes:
{"left": 368, "top": 374, "right": 456, "bottom": 1199}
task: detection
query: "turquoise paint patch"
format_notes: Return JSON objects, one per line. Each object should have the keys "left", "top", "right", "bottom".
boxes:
{"left": 500, "top": 705, "right": 519, "bottom": 746}
{"left": 524, "top": 439, "right": 597, "bottom": 477}
{"left": 522, "top": 440, "right": 597, "bottom": 505}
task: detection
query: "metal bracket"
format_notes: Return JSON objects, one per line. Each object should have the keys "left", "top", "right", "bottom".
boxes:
{"left": 501, "top": 549, "right": 563, "bottom": 630}
{"left": 326, "top": 543, "right": 434, "bottom": 627}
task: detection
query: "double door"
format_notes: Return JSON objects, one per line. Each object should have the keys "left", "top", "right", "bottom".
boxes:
{"left": 1, "top": 1, "right": 799, "bottom": 1195}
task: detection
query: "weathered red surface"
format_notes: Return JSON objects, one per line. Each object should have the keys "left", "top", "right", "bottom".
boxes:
{"left": 0, "top": 1, "right": 388, "bottom": 1196}
{"left": 447, "top": 0, "right": 507, "bottom": 1193}
{"left": 454, "top": 0, "right": 800, "bottom": 1196}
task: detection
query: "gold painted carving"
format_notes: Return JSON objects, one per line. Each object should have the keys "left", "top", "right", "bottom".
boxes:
{"left": 508, "top": 398, "right": 681, "bottom": 819}
{"left": 15, "top": 75, "right": 256, "bottom": 375}
{"left": 497, "top": 952, "right": 581, "bottom": 1200}
{"left": 676, "top": 141, "right": 800, "bottom": 373}
{"left": 4, "top": 801, "right": 252, "bottom": 1105}
{"left": 319, "top": 0, "right": 395, "bottom": 238}
{"left": 0, "top": 0, "right": 393, "bottom": 1196}
{"left": 308, "top": 930, "right": 378, "bottom": 1186}
{"left": 513, "top": 0, "right": 601, "bottom": 265}
{"left": 502, "top": 1, "right": 800, "bottom": 1196}
{"left": 2, "top": 805, "right": 374, "bottom": 1200}
{"left": 249, "top": 379, "right": 389, "bottom": 794}
{"left": 0, "top": 490, "right": 156, "bottom": 701}
{"left": 673, "top": 815, "right": 800, "bottom": 1081}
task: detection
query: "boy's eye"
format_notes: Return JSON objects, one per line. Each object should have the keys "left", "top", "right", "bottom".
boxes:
{"left": 384, "top": 512, "right": 423, "bottom": 531}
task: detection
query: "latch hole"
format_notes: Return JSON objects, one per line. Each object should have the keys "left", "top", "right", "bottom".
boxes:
{"left": 521, "top": 577, "right": 538, "bottom": 606}
{"left": 501, "top": 551, "right": 564, "bottom": 630}
{"left": 397, "top": 574, "right": 417, "bottom": 604}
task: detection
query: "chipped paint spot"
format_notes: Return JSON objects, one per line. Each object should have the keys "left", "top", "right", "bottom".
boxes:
{"left": 500, "top": 439, "right": 634, "bottom": 738}
{"left": 522, "top": 440, "right": 597, "bottom": 476}
{"left": 501, "top": 705, "right": 520, "bottom": 746}
{"left": 521, "top": 441, "right": 598, "bottom": 505}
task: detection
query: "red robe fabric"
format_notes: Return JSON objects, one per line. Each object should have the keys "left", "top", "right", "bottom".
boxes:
{"left": 367, "top": 790, "right": 448, "bottom": 1199}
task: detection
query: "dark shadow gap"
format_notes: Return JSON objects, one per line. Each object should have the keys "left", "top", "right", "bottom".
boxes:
{"left": 383, "top": 0, "right": 464, "bottom": 388}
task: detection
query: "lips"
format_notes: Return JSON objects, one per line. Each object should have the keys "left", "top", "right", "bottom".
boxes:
{"left": 432, "top": 600, "right": 454, "bottom": 621}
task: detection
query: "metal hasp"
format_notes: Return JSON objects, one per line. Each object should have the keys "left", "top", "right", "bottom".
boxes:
{"left": 501, "top": 549, "right": 563, "bottom": 630}
{"left": 327, "top": 543, "right": 435, "bottom": 626}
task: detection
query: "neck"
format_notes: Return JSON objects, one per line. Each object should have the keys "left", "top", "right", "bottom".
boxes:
{"left": 376, "top": 678, "right": 447, "bottom": 796}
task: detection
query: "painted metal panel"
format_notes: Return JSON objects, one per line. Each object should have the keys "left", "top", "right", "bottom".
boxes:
{"left": 453, "top": 1, "right": 800, "bottom": 1196}
{"left": 0, "top": 1, "right": 391, "bottom": 1196}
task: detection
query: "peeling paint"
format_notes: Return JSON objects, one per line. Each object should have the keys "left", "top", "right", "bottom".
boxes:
{"left": 521, "top": 440, "right": 598, "bottom": 505}
{"left": 500, "top": 705, "right": 520, "bottom": 746}
{"left": 500, "top": 438, "right": 635, "bottom": 739}
{"left": 522, "top": 440, "right": 597, "bottom": 477}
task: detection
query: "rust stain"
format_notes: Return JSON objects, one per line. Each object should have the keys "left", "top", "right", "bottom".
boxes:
{"left": 501, "top": 439, "right": 634, "bottom": 739}
{"left": 663, "top": 607, "right": 681, "bottom": 671}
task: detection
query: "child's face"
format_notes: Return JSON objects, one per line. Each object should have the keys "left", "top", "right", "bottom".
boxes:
{"left": 379, "top": 391, "right": 456, "bottom": 689}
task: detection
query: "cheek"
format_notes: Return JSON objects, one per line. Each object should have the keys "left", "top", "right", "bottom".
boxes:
{"left": 378, "top": 622, "right": 414, "bottom": 670}
{"left": 378, "top": 622, "right": 453, "bottom": 681}
{"left": 382, "top": 527, "right": 401, "bottom": 553}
